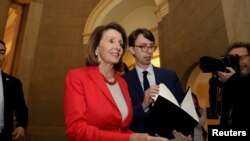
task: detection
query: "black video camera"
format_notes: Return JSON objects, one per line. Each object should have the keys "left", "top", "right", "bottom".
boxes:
{"left": 199, "top": 55, "right": 240, "bottom": 73}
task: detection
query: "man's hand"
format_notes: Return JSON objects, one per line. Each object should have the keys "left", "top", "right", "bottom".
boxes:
{"left": 217, "top": 67, "right": 236, "bottom": 83}
{"left": 142, "top": 85, "right": 159, "bottom": 110}
{"left": 12, "top": 127, "right": 26, "bottom": 140}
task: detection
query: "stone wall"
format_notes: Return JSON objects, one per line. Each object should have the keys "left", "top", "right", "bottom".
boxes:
{"left": 21, "top": 0, "right": 100, "bottom": 140}
{"left": 221, "top": 0, "right": 250, "bottom": 43}
{"left": 158, "top": 0, "right": 229, "bottom": 87}
{"left": 0, "top": 0, "right": 11, "bottom": 38}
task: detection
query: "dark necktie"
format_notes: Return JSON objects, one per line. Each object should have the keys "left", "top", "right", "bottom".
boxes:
{"left": 142, "top": 71, "right": 150, "bottom": 91}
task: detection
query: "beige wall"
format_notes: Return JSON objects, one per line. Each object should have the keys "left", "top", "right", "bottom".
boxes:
{"left": 17, "top": 0, "right": 100, "bottom": 140}
{"left": 0, "top": 0, "right": 11, "bottom": 38}
{"left": 159, "top": 0, "right": 250, "bottom": 88}
{"left": 159, "top": 0, "right": 229, "bottom": 88}
{"left": 222, "top": 0, "right": 250, "bottom": 43}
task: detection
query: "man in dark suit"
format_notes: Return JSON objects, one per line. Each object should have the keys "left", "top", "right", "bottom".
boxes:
{"left": 0, "top": 40, "right": 28, "bottom": 141}
{"left": 123, "top": 28, "right": 192, "bottom": 140}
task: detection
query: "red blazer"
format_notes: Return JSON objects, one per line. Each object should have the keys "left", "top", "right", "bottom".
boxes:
{"left": 63, "top": 66, "right": 133, "bottom": 141}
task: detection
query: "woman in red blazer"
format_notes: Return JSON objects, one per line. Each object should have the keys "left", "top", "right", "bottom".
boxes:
{"left": 63, "top": 22, "right": 168, "bottom": 141}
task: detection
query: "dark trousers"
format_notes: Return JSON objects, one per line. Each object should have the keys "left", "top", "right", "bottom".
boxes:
{"left": 0, "top": 129, "right": 12, "bottom": 141}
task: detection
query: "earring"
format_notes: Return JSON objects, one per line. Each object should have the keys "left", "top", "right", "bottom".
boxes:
{"left": 95, "top": 52, "right": 98, "bottom": 56}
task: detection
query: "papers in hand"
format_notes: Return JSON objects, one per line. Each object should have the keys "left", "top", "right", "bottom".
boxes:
{"left": 145, "top": 83, "right": 199, "bottom": 139}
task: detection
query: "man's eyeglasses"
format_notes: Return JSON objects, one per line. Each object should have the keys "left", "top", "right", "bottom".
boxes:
{"left": 239, "top": 54, "right": 249, "bottom": 61}
{"left": 134, "top": 44, "right": 157, "bottom": 52}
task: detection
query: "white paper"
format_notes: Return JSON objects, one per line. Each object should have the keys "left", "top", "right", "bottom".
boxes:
{"left": 155, "top": 84, "right": 180, "bottom": 107}
{"left": 155, "top": 83, "right": 199, "bottom": 122}
{"left": 181, "top": 88, "right": 199, "bottom": 122}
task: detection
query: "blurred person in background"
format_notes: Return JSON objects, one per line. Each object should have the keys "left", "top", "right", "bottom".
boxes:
{"left": 0, "top": 40, "right": 28, "bottom": 141}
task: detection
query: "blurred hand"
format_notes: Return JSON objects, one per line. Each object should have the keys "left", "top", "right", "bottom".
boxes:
{"left": 12, "top": 127, "right": 26, "bottom": 140}
{"left": 142, "top": 85, "right": 159, "bottom": 110}
{"left": 130, "top": 133, "right": 169, "bottom": 141}
{"left": 217, "top": 67, "right": 236, "bottom": 83}
{"left": 170, "top": 130, "right": 192, "bottom": 141}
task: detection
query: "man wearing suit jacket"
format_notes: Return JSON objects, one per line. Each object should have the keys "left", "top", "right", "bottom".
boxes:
{"left": 0, "top": 40, "right": 28, "bottom": 141}
{"left": 123, "top": 28, "right": 191, "bottom": 140}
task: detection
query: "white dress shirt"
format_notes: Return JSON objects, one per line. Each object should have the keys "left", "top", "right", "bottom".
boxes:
{"left": 135, "top": 65, "right": 156, "bottom": 112}
{"left": 135, "top": 65, "right": 156, "bottom": 89}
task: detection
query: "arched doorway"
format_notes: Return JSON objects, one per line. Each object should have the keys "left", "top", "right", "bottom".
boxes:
{"left": 82, "top": 0, "right": 169, "bottom": 69}
{"left": 187, "top": 65, "right": 220, "bottom": 131}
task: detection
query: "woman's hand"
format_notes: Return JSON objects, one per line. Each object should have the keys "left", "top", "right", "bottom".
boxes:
{"left": 130, "top": 133, "right": 169, "bottom": 141}
{"left": 12, "top": 127, "right": 26, "bottom": 140}
{"left": 170, "top": 130, "right": 192, "bottom": 141}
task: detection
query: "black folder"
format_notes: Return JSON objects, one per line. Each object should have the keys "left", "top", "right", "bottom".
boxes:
{"left": 145, "top": 84, "right": 199, "bottom": 139}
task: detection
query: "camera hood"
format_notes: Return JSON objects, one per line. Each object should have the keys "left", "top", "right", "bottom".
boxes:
{"left": 199, "top": 55, "right": 240, "bottom": 73}
{"left": 199, "top": 56, "right": 225, "bottom": 72}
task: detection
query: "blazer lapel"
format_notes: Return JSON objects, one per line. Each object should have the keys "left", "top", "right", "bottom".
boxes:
{"left": 1, "top": 72, "right": 10, "bottom": 96}
{"left": 116, "top": 73, "right": 133, "bottom": 125}
{"left": 87, "top": 67, "right": 117, "bottom": 107}
{"left": 130, "top": 68, "right": 145, "bottom": 98}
